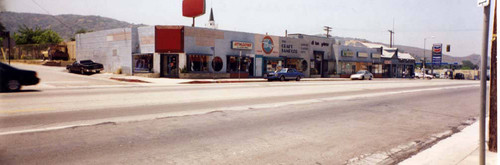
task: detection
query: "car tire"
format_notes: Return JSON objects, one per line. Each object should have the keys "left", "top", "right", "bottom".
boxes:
{"left": 361, "top": 76, "right": 364, "bottom": 80}
{"left": 6, "top": 80, "right": 21, "bottom": 92}
{"left": 96, "top": 70, "right": 100, "bottom": 73}
{"left": 369, "top": 76, "right": 372, "bottom": 80}
{"left": 296, "top": 76, "right": 301, "bottom": 81}
{"left": 80, "top": 69, "right": 85, "bottom": 75}
{"left": 280, "top": 76, "right": 285, "bottom": 81}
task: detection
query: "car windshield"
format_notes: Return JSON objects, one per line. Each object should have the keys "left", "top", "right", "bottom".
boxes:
{"left": 80, "top": 60, "right": 93, "bottom": 64}
{"left": 278, "top": 69, "right": 288, "bottom": 73}
{"left": 356, "top": 71, "right": 365, "bottom": 74}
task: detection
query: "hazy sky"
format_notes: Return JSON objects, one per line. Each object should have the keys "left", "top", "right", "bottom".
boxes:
{"left": 4, "top": 0, "right": 495, "bottom": 57}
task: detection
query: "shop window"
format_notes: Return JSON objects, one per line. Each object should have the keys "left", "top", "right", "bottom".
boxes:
{"left": 285, "top": 58, "right": 302, "bottom": 71}
{"left": 188, "top": 55, "right": 209, "bottom": 72}
{"left": 227, "top": 56, "right": 253, "bottom": 72}
{"left": 133, "top": 54, "right": 153, "bottom": 73}
{"left": 212, "top": 57, "right": 223, "bottom": 72}
{"left": 266, "top": 59, "right": 282, "bottom": 72}
{"left": 340, "top": 62, "right": 356, "bottom": 75}
{"left": 301, "top": 60, "right": 308, "bottom": 72}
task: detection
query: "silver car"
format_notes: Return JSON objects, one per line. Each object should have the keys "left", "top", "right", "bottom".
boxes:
{"left": 350, "top": 70, "right": 373, "bottom": 80}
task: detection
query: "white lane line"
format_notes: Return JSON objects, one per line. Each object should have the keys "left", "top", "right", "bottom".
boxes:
{"left": 0, "top": 84, "right": 479, "bottom": 136}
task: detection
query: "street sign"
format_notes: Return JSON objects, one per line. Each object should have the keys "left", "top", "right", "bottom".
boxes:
{"left": 477, "top": 0, "right": 489, "bottom": 7}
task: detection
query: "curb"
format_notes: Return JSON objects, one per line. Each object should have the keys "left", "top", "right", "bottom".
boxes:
{"left": 345, "top": 117, "right": 477, "bottom": 165}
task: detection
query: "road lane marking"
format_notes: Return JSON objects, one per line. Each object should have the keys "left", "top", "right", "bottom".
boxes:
{"left": 0, "top": 84, "right": 479, "bottom": 136}
{"left": 0, "top": 108, "right": 56, "bottom": 114}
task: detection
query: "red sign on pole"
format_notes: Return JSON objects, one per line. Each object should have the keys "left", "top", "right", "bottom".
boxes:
{"left": 182, "top": 0, "right": 206, "bottom": 17}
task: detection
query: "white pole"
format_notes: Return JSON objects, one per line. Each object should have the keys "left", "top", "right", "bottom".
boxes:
{"left": 239, "top": 51, "right": 242, "bottom": 80}
{"left": 479, "top": 3, "right": 491, "bottom": 165}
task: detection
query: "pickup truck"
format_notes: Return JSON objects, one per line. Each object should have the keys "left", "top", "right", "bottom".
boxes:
{"left": 67, "top": 60, "right": 104, "bottom": 75}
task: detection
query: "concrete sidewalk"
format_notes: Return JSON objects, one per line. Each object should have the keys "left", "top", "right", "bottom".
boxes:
{"left": 399, "top": 120, "right": 497, "bottom": 165}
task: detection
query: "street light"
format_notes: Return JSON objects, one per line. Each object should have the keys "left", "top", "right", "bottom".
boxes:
{"left": 423, "top": 36, "right": 435, "bottom": 77}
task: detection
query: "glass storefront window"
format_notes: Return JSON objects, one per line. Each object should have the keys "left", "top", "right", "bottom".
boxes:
{"left": 133, "top": 54, "right": 153, "bottom": 73}
{"left": 188, "top": 55, "right": 209, "bottom": 72}
{"left": 372, "top": 64, "right": 383, "bottom": 74}
{"left": 212, "top": 57, "right": 223, "bottom": 72}
{"left": 227, "top": 56, "right": 253, "bottom": 73}
{"left": 285, "top": 58, "right": 305, "bottom": 72}
{"left": 340, "top": 62, "right": 356, "bottom": 75}
{"left": 266, "top": 59, "right": 282, "bottom": 72}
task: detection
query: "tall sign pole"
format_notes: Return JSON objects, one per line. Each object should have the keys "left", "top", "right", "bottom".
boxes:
{"left": 478, "top": 0, "right": 490, "bottom": 164}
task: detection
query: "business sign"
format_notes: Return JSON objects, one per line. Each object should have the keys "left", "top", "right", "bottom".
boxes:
{"left": 342, "top": 50, "right": 355, "bottom": 57}
{"left": 231, "top": 41, "right": 253, "bottom": 50}
{"left": 478, "top": 0, "right": 489, "bottom": 7}
{"left": 358, "top": 52, "right": 369, "bottom": 58}
{"left": 432, "top": 43, "right": 443, "bottom": 65}
{"left": 182, "top": 0, "right": 206, "bottom": 17}
{"left": 371, "top": 53, "right": 381, "bottom": 59}
{"left": 255, "top": 35, "right": 279, "bottom": 56}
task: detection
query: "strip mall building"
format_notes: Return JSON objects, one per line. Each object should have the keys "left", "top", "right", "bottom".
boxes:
{"left": 76, "top": 25, "right": 415, "bottom": 78}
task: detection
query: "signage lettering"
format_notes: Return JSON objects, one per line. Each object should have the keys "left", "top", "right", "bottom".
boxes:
{"left": 231, "top": 41, "right": 253, "bottom": 50}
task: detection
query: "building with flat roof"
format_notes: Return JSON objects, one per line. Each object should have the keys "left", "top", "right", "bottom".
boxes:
{"left": 76, "top": 26, "right": 415, "bottom": 78}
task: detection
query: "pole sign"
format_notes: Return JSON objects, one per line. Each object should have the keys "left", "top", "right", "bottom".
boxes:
{"left": 477, "top": 0, "right": 489, "bottom": 7}
{"left": 432, "top": 43, "right": 443, "bottom": 66}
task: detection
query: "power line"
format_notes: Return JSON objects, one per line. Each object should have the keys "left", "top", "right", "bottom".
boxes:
{"left": 30, "top": 0, "right": 81, "bottom": 32}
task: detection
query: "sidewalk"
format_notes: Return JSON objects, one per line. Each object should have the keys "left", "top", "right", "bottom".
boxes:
{"left": 93, "top": 73, "right": 354, "bottom": 85}
{"left": 399, "top": 120, "right": 497, "bottom": 165}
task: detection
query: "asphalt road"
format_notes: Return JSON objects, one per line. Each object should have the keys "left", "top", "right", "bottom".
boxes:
{"left": 0, "top": 64, "right": 481, "bottom": 165}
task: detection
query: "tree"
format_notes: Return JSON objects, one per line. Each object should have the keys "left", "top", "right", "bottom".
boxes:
{"left": 461, "top": 60, "right": 477, "bottom": 70}
{"left": 0, "top": 22, "right": 6, "bottom": 44}
{"left": 70, "top": 28, "right": 92, "bottom": 41}
{"left": 13, "top": 25, "right": 63, "bottom": 45}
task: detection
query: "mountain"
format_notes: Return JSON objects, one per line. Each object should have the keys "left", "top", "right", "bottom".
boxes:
{"left": 0, "top": 11, "right": 145, "bottom": 40}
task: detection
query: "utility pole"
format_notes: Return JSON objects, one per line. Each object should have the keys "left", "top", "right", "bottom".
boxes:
{"left": 324, "top": 26, "right": 332, "bottom": 38}
{"left": 388, "top": 30, "right": 394, "bottom": 48}
{"left": 478, "top": 0, "right": 491, "bottom": 164}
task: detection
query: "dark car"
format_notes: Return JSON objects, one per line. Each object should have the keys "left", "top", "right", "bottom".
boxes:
{"left": 0, "top": 62, "right": 40, "bottom": 92}
{"left": 454, "top": 73, "right": 465, "bottom": 80}
{"left": 265, "top": 68, "right": 304, "bottom": 81}
{"left": 67, "top": 60, "right": 104, "bottom": 75}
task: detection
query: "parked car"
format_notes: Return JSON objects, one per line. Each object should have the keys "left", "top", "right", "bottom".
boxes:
{"left": 0, "top": 62, "right": 40, "bottom": 92}
{"left": 454, "top": 73, "right": 465, "bottom": 80}
{"left": 67, "top": 60, "right": 104, "bottom": 75}
{"left": 350, "top": 70, "right": 373, "bottom": 80}
{"left": 415, "top": 72, "right": 433, "bottom": 79}
{"left": 265, "top": 68, "right": 304, "bottom": 81}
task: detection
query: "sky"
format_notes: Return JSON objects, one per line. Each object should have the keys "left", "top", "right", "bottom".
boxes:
{"left": 3, "top": 0, "right": 495, "bottom": 57}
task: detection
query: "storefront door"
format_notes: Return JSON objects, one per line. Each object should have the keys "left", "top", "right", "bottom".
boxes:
{"left": 160, "top": 54, "right": 179, "bottom": 78}
{"left": 322, "top": 60, "right": 329, "bottom": 78}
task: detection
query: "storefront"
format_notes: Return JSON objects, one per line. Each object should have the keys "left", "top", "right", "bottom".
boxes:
{"left": 264, "top": 57, "right": 284, "bottom": 73}
{"left": 227, "top": 55, "right": 254, "bottom": 77}
{"left": 132, "top": 53, "right": 153, "bottom": 73}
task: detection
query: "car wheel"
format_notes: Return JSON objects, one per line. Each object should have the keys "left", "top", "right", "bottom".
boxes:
{"left": 296, "top": 76, "right": 301, "bottom": 81}
{"left": 6, "top": 80, "right": 21, "bottom": 92}
{"left": 280, "top": 76, "right": 285, "bottom": 81}
{"left": 369, "top": 76, "right": 372, "bottom": 80}
{"left": 361, "top": 76, "right": 364, "bottom": 80}
{"left": 80, "top": 69, "right": 85, "bottom": 75}
{"left": 96, "top": 70, "right": 100, "bottom": 73}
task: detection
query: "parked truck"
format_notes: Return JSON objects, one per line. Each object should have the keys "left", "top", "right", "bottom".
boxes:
{"left": 42, "top": 45, "right": 69, "bottom": 61}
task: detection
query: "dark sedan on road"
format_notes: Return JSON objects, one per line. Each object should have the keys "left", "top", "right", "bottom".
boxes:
{"left": 67, "top": 60, "right": 104, "bottom": 75}
{"left": 265, "top": 68, "right": 304, "bottom": 81}
{"left": 0, "top": 62, "right": 40, "bottom": 92}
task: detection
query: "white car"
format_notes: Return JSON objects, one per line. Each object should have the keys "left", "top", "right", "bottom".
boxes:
{"left": 350, "top": 70, "right": 373, "bottom": 80}
{"left": 415, "top": 73, "right": 433, "bottom": 79}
